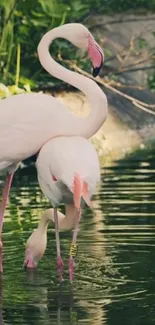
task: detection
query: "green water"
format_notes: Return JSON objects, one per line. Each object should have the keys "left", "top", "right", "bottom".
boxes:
{"left": 0, "top": 147, "right": 155, "bottom": 325}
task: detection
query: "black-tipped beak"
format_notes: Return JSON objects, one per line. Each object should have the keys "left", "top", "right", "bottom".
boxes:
{"left": 92, "top": 63, "right": 103, "bottom": 78}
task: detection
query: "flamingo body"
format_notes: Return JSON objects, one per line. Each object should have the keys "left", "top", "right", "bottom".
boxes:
{"left": 36, "top": 136, "right": 100, "bottom": 208}
{"left": 26, "top": 137, "right": 101, "bottom": 279}
{"left": 0, "top": 23, "right": 107, "bottom": 174}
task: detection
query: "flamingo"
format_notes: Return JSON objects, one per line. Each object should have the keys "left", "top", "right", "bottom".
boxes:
{"left": 26, "top": 136, "right": 101, "bottom": 281}
{"left": 0, "top": 23, "right": 107, "bottom": 272}
{"left": 24, "top": 206, "right": 76, "bottom": 270}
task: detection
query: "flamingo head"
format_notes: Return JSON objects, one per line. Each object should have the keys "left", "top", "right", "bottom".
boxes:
{"left": 50, "top": 173, "right": 92, "bottom": 211}
{"left": 24, "top": 230, "right": 47, "bottom": 269}
{"left": 87, "top": 35, "right": 104, "bottom": 77}
{"left": 60, "top": 23, "right": 104, "bottom": 77}
{"left": 51, "top": 170, "right": 93, "bottom": 211}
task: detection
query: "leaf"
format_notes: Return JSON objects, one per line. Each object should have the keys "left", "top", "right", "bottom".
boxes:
{"left": 30, "top": 19, "right": 49, "bottom": 27}
{"left": 0, "top": 83, "right": 11, "bottom": 98}
{"left": 137, "top": 38, "right": 148, "bottom": 49}
{"left": 31, "top": 10, "right": 45, "bottom": 18}
{"left": 71, "top": 2, "right": 89, "bottom": 12}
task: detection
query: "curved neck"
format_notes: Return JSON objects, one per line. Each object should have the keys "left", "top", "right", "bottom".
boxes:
{"left": 37, "top": 210, "right": 51, "bottom": 233}
{"left": 37, "top": 25, "right": 108, "bottom": 138}
{"left": 58, "top": 204, "right": 77, "bottom": 230}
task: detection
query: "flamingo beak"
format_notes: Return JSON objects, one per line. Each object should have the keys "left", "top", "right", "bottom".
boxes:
{"left": 73, "top": 174, "right": 92, "bottom": 210}
{"left": 92, "top": 65, "right": 103, "bottom": 78}
{"left": 23, "top": 248, "right": 37, "bottom": 269}
{"left": 82, "top": 182, "right": 92, "bottom": 208}
{"left": 73, "top": 174, "right": 82, "bottom": 211}
{"left": 88, "top": 35, "right": 104, "bottom": 77}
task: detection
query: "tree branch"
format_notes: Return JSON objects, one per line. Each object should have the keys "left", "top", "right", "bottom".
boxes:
{"left": 60, "top": 58, "right": 155, "bottom": 116}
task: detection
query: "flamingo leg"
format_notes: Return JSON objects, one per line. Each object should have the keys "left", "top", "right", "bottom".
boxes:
{"left": 68, "top": 208, "right": 82, "bottom": 282}
{"left": 0, "top": 173, "right": 14, "bottom": 272}
{"left": 54, "top": 208, "right": 64, "bottom": 282}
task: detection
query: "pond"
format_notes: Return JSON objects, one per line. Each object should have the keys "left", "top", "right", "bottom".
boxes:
{"left": 0, "top": 145, "right": 155, "bottom": 325}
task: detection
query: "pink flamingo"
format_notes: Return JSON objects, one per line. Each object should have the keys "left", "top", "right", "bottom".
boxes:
{"left": 24, "top": 207, "right": 76, "bottom": 269}
{"left": 0, "top": 23, "right": 107, "bottom": 272}
{"left": 24, "top": 136, "right": 100, "bottom": 281}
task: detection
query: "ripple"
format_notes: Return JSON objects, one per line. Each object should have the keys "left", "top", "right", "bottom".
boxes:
{"left": 0, "top": 154, "right": 155, "bottom": 324}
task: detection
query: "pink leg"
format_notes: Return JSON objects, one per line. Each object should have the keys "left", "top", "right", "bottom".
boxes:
{"left": 0, "top": 174, "right": 13, "bottom": 230}
{"left": 0, "top": 173, "right": 14, "bottom": 272}
{"left": 69, "top": 209, "right": 82, "bottom": 282}
{"left": 54, "top": 208, "right": 64, "bottom": 282}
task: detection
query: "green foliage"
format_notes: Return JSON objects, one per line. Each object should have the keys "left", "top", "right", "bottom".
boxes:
{"left": 136, "top": 38, "right": 148, "bottom": 49}
{"left": 62, "top": 0, "right": 155, "bottom": 13}
{"left": 0, "top": 39, "right": 31, "bottom": 99}
{"left": 0, "top": 0, "right": 15, "bottom": 83}
{"left": 0, "top": 83, "right": 31, "bottom": 98}
{"left": 148, "top": 73, "right": 155, "bottom": 92}
{"left": 0, "top": 0, "right": 70, "bottom": 88}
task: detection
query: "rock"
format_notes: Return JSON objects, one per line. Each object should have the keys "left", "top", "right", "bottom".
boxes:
{"left": 86, "top": 13, "right": 155, "bottom": 87}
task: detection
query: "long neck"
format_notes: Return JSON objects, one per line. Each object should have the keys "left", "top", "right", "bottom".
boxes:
{"left": 37, "top": 210, "right": 51, "bottom": 233}
{"left": 59, "top": 204, "right": 77, "bottom": 230}
{"left": 37, "top": 25, "right": 108, "bottom": 138}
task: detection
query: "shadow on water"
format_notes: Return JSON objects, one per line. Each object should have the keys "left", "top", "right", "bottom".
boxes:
{"left": 0, "top": 144, "right": 155, "bottom": 324}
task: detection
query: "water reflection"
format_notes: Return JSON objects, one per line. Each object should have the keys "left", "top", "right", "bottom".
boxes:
{"left": 0, "top": 146, "right": 155, "bottom": 324}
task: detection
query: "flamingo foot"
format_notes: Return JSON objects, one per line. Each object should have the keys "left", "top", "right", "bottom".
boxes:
{"left": 57, "top": 256, "right": 64, "bottom": 282}
{"left": 68, "top": 257, "right": 75, "bottom": 282}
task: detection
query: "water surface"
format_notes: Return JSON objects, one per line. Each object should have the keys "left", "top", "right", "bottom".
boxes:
{"left": 0, "top": 147, "right": 155, "bottom": 325}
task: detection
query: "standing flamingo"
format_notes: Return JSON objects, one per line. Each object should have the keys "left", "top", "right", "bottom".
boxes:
{"left": 0, "top": 23, "right": 107, "bottom": 272}
{"left": 24, "top": 206, "right": 76, "bottom": 270}
{"left": 27, "top": 136, "right": 101, "bottom": 281}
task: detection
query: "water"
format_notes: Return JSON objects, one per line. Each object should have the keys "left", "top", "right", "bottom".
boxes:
{"left": 1, "top": 146, "right": 155, "bottom": 325}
